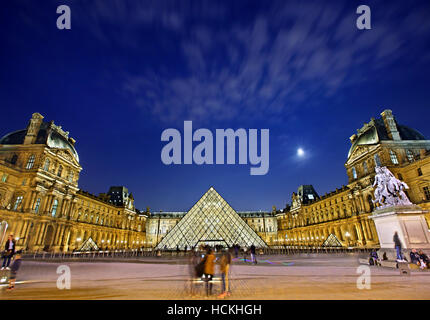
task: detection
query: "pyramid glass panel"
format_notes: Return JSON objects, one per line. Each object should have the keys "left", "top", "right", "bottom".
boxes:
{"left": 322, "top": 234, "right": 343, "bottom": 247}
{"left": 155, "top": 187, "right": 268, "bottom": 249}
{"left": 78, "top": 237, "right": 100, "bottom": 251}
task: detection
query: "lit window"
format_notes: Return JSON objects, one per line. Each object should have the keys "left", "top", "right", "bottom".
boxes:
{"left": 44, "top": 159, "right": 50, "bottom": 171}
{"left": 423, "top": 187, "right": 430, "bottom": 201}
{"left": 363, "top": 161, "right": 368, "bottom": 174}
{"left": 26, "top": 155, "right": 35, "bottom": 169}
{"left": 374, "top": 154, "right": 381, "bottom": 167}
{"left": 34, "top": 198, "right": 41, "bottom": 213}
{"left": 51, "top": 199, "right": 58, "bottom": 217}
{"left": 352, "top": 167, "right": 357, "bottom": 180}
{"left": 13, "top": 196, "right": 23, "bottom": 211}
{"left": 389, "top": 150, "right": 398, "bottom": 164}
{"left": 68, "top": 170, "right": 74, "bottom": 182}
{"left": 406, "top": 149, "right": 414, "bottom": 162}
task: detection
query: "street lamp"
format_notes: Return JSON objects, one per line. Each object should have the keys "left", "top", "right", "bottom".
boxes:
{"left": 345, "top": 232, "right": 351, "bottom": 247}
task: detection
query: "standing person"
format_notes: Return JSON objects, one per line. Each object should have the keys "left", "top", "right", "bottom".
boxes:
{"left": 1, "top": 234, "right": 16, "bottom": 270}
{"left": 242, "top": 246, "right": 248, "bottom": 263}
{"left": 234, "top": 244, "right": 239, "bottom": 259}
{"left": 6, "top": 250, "right": 22, "bottom": 291}
{"left": 250, "top": 244, "right": 257, "bottom": 265}
{"left": 218, "top": 249, "right": 232, "bottom": 298}
{"left": 393, "top": 231, "right": 404, "bottom": 262}
{"left": 203, "top": 248, "right": 216, "bottom": 296}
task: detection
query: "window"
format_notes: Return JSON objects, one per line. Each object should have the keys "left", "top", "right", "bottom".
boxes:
{"left": 389, "top": 150, "right": 398, "bottom": 164}
{"left": 22, "top": 179, "right": 26, "bottom": 186}
{"left": 424, "top": 187, "right": 430, "bottom": 201}
{"left": 10, "top": 154, "right": 18, "bottom": 165}
{"left": 1, "top": 174, "right": 7, "bottom": 182}
{"left": 34, "top": 198, "right": 41, "bottom": 213}
{"left": 363, "top": 161, "right": 368, "bottom": 174}
{"left": 68, "top": 170, "right": 74, "bottom": 182}
{"left": 352, "top": 167, "right": 357, "bottom": 180}
{"left": 13, "top": 196, "right": 23, "bottom": 211}
{"left": 374, "top": 154, "right": 381, "bottom": 167}
{"left": 398, "top": 173, "right": 403, "bottom": 180}
{"left": 51, "top": 199, "right": 58, "bottom": 217}
{"left": 57, "top": 165, "right": 63, "bottom": 177}
{"left": 25, "top": 155, "right": 35, "bottom": 169}
{"left": 44, "top": 159, "right": 50, "bottom": 171}
{"left": 418, "top": 168, "right": 423, "bottom": 176}
{"left": 406, "top": 149, "right": 414, "bottom": 162}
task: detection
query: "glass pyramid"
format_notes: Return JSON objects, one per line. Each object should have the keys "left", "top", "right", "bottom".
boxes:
{"left": 155, "top": 187, "right": 268, "bottom": 249}
{"left": 78, "top": 237, "right": 100, "bottom": 251}
{"left": 322, "top": 234, "right": 343, "bottom": 247}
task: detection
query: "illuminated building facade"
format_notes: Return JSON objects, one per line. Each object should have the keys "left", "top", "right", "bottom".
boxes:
{"left": 276, "top": 110, "right": 430, "bottom": 248}
{"left": 1, "top": 110, "right": 430, "bottom": 252}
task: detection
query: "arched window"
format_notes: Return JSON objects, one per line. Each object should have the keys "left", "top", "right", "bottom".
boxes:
{"left": 406, "top": 149, "right": 414, "bottom": 162}
{"left": 57, "top": 165, "right": 63, "bottom": 177}
{"left": 374, "top": 154, "right": 381, "bottom": 167}
{"left": 34, "top": 198, "right": 41, "bottom": 214}
{"left": 389, "top": 150, "right": 399, "bottom": 164}
{"left": 13, "top": 196, "right": 23, "bottom": 211}
{"left": 51, "top": 199, "right": 58, "bottom": 217}
{"left": 44, "top": 159, "right": 50, "bottom": 171}
{"left": 352, "top": 167, "right": 357, "bottom": 180}
{"left": 68, "top": 170, "right": 74, "bottom": 182}
{"left": 26, "top": 155, "right": 35, "bottom": 169}
{"left": 363, "top": 161, "right": 368, "bottom": 174}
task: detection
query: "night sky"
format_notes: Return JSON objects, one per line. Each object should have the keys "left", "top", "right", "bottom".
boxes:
{"left": 1, "top": 0, "right": 430, "bottom": 212}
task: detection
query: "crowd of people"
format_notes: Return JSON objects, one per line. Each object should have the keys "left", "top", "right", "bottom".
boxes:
{"left": 187, "top": 244, "right": 260, "bottom": 298}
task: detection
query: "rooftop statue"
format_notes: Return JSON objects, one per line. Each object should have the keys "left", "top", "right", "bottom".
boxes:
{"left": 372, "top": 166, "right": 412, "bottom": 209}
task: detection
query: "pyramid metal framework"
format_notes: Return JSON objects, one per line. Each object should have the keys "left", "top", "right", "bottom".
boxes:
{"left": 155, "top": 187, "right": 268, "bottom": 249}
{"left": 322, "top": 234, "right": 343, "bottom": 247}
{"left": 78, "top": 237, "right": 100, "bottom": 251}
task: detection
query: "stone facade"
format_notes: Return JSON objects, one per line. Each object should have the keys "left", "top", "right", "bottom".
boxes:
{"left": 0, "top": 113, "right": 147, "bottom": 252}
{"left": 2, "top": 110, "right": 430, "bottom": 252}
{"left": 276, "top": 110, "right": 430, "bottom": 248}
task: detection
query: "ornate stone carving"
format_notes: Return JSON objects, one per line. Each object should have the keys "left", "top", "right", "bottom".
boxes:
{"left": 372, "top": 166, "right": 412, "bottom": 208}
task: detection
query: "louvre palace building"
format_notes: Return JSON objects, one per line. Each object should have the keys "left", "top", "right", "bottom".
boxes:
{"left": 1, "top": 110, "right": 430, "bottom": 252}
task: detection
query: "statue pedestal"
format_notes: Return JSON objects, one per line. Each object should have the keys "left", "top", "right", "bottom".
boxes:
{"left": 370, "top": 205, "right": 430, "bottom": 249}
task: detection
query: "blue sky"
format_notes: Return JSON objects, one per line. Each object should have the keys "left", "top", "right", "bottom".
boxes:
{"left": 1, "top": 0, "right": 430, "bottom": 212}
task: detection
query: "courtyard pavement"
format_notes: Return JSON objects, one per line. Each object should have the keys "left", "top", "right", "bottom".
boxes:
{"left": 1, "top": 254, "right": 429, "bottom": 300}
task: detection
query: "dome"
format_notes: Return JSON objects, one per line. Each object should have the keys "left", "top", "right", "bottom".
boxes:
{"left": 347, "top": 118, "right": 426, "bottom": 159}
{"left": 0, "top": 122, "right": 79, "bottom": 162}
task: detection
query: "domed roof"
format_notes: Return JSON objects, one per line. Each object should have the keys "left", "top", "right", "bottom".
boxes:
{"left": 0, "top": 121, "right": 79, "bottom": 162}
{"left": 347, "top": 117, "right": 426, "bottom": 158}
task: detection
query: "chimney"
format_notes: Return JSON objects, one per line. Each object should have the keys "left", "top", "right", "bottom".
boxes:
{"left": 380, "top": 109, "right": 401, "bottom": 141}
{"left": 23, "top": 113, "right": 44, "bottom": 145}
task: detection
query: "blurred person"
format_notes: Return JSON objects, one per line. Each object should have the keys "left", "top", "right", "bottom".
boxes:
{"left": 6, "top": 250, "right": 22, "bottom": 291}
{"left": 393, "top": 232, "right": 406, "bottom": 262}
{"left": 250, "top": 244, "right": 257, "bottom": 265}
{"left": 203, "top": 248, "right": 216, "bottom": 296}
{"left": 218, "top": 249, "right": 232, "bottom": 298}
{"left": 369, "top": 249, "right": 379, "bottom": 266}
{"left": 410, "top": 249, "right": 421, "bottom": 265}
{"left": 1, "top": 234, "right": 16, "bottom": 270}
{"left": 418, "top": 250, "right": 430, "bottom": 269}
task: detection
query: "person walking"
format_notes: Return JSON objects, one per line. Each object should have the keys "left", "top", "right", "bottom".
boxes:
{"left": 218, "top": 249, "right": 232, "bottom": 298}
{"left": 203, "top": 248, "right": 216, "bottom": 296}
{"left": 1, "top": 234, "right": 16, "bottom": 270}
{"left": 250, "top": 244, "right": 257, "bottom": 265}
{"left": 6, "top": 250, "right": 22, "bottom": 291}
{"left": 393, "top": 231, "right": 405, "bottom": 262}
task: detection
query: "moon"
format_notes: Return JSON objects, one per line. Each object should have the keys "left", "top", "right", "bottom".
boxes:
{"left": 297, "top": 148, "right": 305, "bottom": 157}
